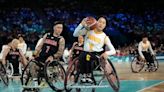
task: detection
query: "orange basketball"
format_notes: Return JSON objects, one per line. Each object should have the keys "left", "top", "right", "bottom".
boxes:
{"left": 85, "top": 16, "right": 97, "bottom": 30}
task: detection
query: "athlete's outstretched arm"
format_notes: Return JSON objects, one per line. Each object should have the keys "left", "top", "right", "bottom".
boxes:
{"left": 34, "top": 34, "right": 47, "bottom": 56}
{"left": 104, "top": 37, "right": 116, "bottom": 56}
{"left": 148, "top": 42, "right": 155, "bottom": 55}
{"left": 19, "top": 49, "right": 28, "bottom": 66}
{"left": 138, "top": 42, "right": 145, "bottom": 59}
{"left": 53, "top": 37, "right": 65, "bottom": 59}
{"left": 2, "top": 47, "right": 10, "bottom": 65}
{"left": 35, "top": 38, "right": 43, "bottom": 50}
{"left": 22, "top": 43, "right": 27, "bottom": 54}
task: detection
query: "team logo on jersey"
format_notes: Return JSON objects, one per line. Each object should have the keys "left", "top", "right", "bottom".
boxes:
{"left": 45, "top": 39, "right": 57, "bottom": 46}
{"left": 9, "top": 51, "right": 19, "bottom": 55}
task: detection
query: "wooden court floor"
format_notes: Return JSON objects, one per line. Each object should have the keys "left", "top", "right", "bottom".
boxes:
{"left": 0, "top": 61, "right": 164, "bottom": 92}
{"left": 114, "top": 61, "right": 164, "bottom": 92}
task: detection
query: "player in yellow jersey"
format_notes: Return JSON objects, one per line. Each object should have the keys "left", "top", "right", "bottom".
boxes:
{"left": 73, "top": 17, "right": 116, "bottom": 83}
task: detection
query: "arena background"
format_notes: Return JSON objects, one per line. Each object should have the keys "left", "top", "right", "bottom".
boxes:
{"left": 0, "top": 0, "right": 164, "bottom": 92}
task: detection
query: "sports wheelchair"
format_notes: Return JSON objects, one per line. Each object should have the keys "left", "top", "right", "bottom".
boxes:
{"left": 0, "top": 62, "right": 9, "bottom": 86}
{"left": 64, "top": 53, "right": 120, "bottom": 92}
{"left": 21, "top": 59, "right": 66, "bottom": 92}
{"left": 131, "top": 52, "right": 159, "bottom": 73}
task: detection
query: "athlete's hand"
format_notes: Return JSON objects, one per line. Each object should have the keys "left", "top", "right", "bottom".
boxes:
{"left": 46, "top": 56, "right": 54, "bottom": 62}
{"left": 140, "top": 57, "right": 145, "bottom": 62}
{"left": 100, "top": 52, "right": 108, "bottom": 60}
{"left": 80, "top": 18, "right": 87, "bottom": 27}
{"left": 29, "top": 56, "right": 35, "bottom": 61}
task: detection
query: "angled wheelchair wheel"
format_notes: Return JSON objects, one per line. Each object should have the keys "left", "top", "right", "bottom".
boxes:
{"left": 65, "top": 57, "right": 95, "bottom": 92}
{"left": 21, "top": 60, "right": 41, "bottom": 86}
{"left": 101, "top": 58, "right": 120, "bottom": 92}
{"left": 64, "top": 57, "right": 79, "bottom": 92}
{"left": 45, "top": 60, "right": 66, "bottom": 91}
{"left": 6, "top": 62, "right": 14, "bottom": 78}
{"left": 150, "top": 56, "right": 159, "bottom": 72}
{"left": 0, "top": 63, "right": 9, "bottom": 86}
{"left": 131, "top": 56, "right": 145, "bottom": 73}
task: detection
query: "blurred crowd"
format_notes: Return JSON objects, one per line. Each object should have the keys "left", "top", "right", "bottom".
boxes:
{"left": 0, "top": 7, "right": 163, "bottom": 55}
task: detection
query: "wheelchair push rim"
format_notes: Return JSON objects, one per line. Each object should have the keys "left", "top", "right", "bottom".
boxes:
{"left": 101, "top": 58, "right": 120, "bottom": 92}
{"left": 44, "top": 60, "right": 66, "bottom": 91}
{"left": 0, "top": 63, "right": 9, "bottom": 86}
{"left": 21, "top": 60, "right": 41, "bottom": 86}
{"left": 131, "top": 56, "right": 145, "bottom": 73}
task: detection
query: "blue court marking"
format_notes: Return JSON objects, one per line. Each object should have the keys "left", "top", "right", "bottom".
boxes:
{"left": 0, "top": 80, "right": 163, "bottom": 92}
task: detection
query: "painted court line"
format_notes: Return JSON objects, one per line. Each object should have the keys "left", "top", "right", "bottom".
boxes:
{"left": 136, "top": 80, "right": 164, "bottom": 92}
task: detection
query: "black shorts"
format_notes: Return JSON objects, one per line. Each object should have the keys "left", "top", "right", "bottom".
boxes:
{"left": 79, "top": 51, "right": 103, "bottom": 74}
{"left": 35, "top": 56, "right": 49, "bottom": 63}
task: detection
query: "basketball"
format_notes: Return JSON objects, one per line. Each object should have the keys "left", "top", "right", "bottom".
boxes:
{"left": 85, "top": 16, "right": 97, "bottom": 30}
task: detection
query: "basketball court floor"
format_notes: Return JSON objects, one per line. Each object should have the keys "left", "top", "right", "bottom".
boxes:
{"left": 0, "top": 60, "right": 164, "bottom": 92}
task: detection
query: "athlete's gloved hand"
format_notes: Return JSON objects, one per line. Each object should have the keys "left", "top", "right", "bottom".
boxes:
{"left": 45, "top": 56, "right": 54, "bottom": 63}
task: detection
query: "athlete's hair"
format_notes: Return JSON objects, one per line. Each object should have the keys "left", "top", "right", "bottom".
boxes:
{"left": 17, "top": 34, "right": 24, "bottom": 38}
{"left": 53, "top": 21, "right": 63, "bottom": 26}
{"left": 142, "top": 33, "right": 148, "bottom": 38}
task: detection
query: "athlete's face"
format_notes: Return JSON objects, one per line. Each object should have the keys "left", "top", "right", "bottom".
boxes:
{"left": 97, "top": 17, "right": 106, "bottom": 31}
{"left": 78, "top": 36, "right": 84, "bottom": 43}
{"left": 53, "top": 24, "right": 63, "bottom": 36}
{"left": 142, "top": 37, "right": 148, "bottom": 43}
{"left": 19, "top": 37, "right": 24, "bottom": 43}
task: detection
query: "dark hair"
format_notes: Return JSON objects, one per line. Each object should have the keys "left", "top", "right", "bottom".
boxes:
{"left": 142, "top": 33, "right": 148, "bottom": 38}
{"left": 53, "top": 21, "right": 63, "bottom": 26}
{"left": 17, "top": 34, "right": 24, "bottom": 38}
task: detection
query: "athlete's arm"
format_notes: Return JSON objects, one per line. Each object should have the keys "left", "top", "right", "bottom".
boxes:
{"left": 138, "top": 42, "right": 145, "bottom": 59}
{"left": 53, "top": 37, "right": 65, "bottom": 59}
{"left": 33, "top": 34, "right": 47, "bottom": 56}
{"left": 2, "top": 47, "right": 10, "bottom": 65}
{"left": 104, "top": 37, "right": 116, "bottom": 56}
{"left": 69, "top": 42, "right": 78, "bottom": 56}
{"left": 35, "top": 38, "right": 43, "bottom": 50}
{"left": 73, "top": 19, "right": 88, "bottom": 37}
{"left": 148, "top": 41, "right": 155, "bottom": 55}
{"left": 19, "top": 49, "right": 27, "bottom": 66}
{"left": 22, "top": 43, "right": 27, "bottom": 54}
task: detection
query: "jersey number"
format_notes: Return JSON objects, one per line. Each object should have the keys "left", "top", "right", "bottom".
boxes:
{"left": 46, "top": 46, "right": 50, "bottom": 53}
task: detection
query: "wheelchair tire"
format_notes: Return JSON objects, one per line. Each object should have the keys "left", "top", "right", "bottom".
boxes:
{"left": 131, "top": 56, "right": 145, "bottom": 73}
{"left": 64, "top": 57, "right": 79, "bottom": 92}
{"left": 101, "top": 58, "right": 120, "bottom": 92}
{"left": 0, "top": 63, "right": 9, "bottom": 86}
{"left": 151, "top": 56, "right": 159, "bottom": 72}
{"left": 44, "top": 61, "right": 66, "bottom": 91}
{"left": 21, "top": 60, "right": 41, "bottom": 86}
